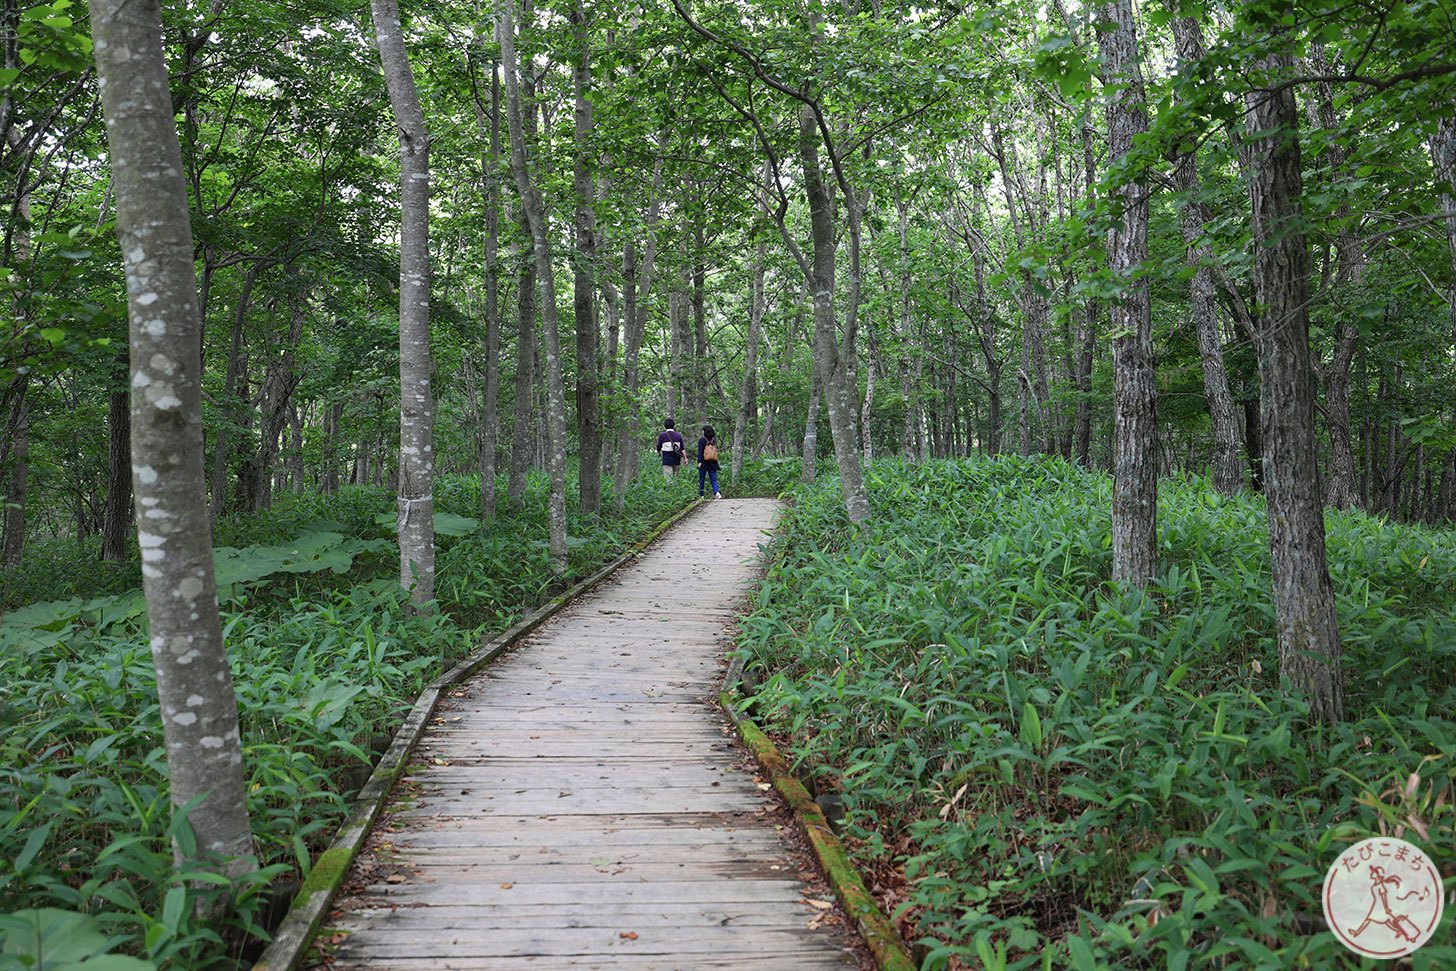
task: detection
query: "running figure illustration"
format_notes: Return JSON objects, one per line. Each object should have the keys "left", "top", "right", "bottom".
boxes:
{"left": 1348, "top": 865, "right": 1428, "bottom": 943}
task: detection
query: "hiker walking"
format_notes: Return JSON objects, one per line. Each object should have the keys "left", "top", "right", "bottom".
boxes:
{"left": 697, "top": 425, "right": 722, "bottom": 499}
{"left": 656, "top": 418, "right": 686, "bottom": 478}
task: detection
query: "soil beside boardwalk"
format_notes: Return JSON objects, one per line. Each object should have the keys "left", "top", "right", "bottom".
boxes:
{"left": 315, "top": 497, "right": 865, "bottom": 970}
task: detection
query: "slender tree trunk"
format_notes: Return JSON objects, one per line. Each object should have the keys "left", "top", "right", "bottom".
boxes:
{"left": 861, "top": 317, "right": 877, "bottom": 464}
{"left": 1099, "top": 0, "right": 1158, "bottom": 586}
{"left": 669, "top": 245, "right": 689, "bottom": 423}
{"left": 89, "top": 0, "right": 253, "bottom": 881}
{"left": 571, "top": 3, "right": 602, "bottom": 518}
{"left": 241, "top": 289, "right": 303, "bottom": 513}
{"left": 2, "top": 382, "right": 25, "bottom": 564}
{"left": 501, "top": 0, "right": 568, "bottom": 573}
{"left": 287, "top": 402, "right": 304, "bottom": 492}
{"left": 2, "top": 118, "right": 28, "bottom": 562}
{"left": 613, "top": 152, "right": 664, "bottom": 507}
{"left": 1433, "top": 116, "right": 1456, "bottom": 346}
{"left": 372, "top": 0, "right": 436, "bottom": 608}
{"left": 797, "top": 106, "right": 870, "bottom": 524}
{"left": 691, "top": 219, "right": 708, "bottom": 430}
{"left": 471, "top": 54, "right": 503, "bottom": 525}
{"left": 101, "top": 351, "right": 133, "bottom": 561}
{"left": 323, "top": 401, "right": 344, "bottom": 494}
{"left": 209, "top": 260, "right": 263, "bottom": 525}
{"left": 507, "top": 222, "right": 536, "bottom": 508}
{"left": 1308, "top": 47, "right": 1364, "bottom": 509}
{"left": 895, "top": 191, "right": 921, "bottom": 459}
{"left": 1246, "top": 44, "right": 1344, "bottom": 723}
{"left": 801, "top": 370, "right": 820, "bottom": 484}
{"left": 1170, "top": 17, "right": 1242, "bottom": 495}
{"left": 963, "top": 188, "right": 1002, "bottom": 457}
{"left": 732, "top": 238, "right": 767, "bottom": 483}
{"left": 1071, "top": 122, "right": 1098, "bottom": 466}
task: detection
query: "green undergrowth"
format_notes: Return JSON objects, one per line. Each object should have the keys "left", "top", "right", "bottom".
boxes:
{"left": 736, "top": 456, "right": 1455, "bottom": 970}
{"left": 0, "top": 464, "right": 705, "bottom": 968}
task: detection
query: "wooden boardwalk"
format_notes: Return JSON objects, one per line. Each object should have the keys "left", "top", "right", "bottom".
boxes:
{"left": 325, "top": 498, "right": 860, "bottom": 970}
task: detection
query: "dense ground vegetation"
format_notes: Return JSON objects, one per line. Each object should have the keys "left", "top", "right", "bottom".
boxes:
{"left": 737, "top": 457, "right": 1456, "bottom": 969}
{"left": 0, "top": 465, "right": 812, "bottom": 966}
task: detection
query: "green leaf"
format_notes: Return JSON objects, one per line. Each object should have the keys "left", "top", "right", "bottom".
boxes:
{"left": 0, "top": 909, "right": 154, "bottom": 969}
{"left": 1020, "top": 702, "right": 1043, "bottom": 749}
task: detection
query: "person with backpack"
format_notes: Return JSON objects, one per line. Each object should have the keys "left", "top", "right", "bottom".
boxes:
{"left": 697, "top": 425, "right": 722, "bottom": 499}
{"left": 656, "top": 418, "right": 686, "bottom": 477}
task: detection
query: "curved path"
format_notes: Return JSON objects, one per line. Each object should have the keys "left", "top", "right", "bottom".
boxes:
{"left": 324, "top": 497, "right": 859, "bottom": 970}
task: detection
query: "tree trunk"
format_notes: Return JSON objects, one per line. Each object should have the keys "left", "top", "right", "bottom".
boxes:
{"left": 2, "top": 380, "right": 26, "bottom": 565}
{"left": 669, "top": 247, "right": 689, "bottom": 423}
{"left": 101, "top": 352, "right": 133, "bottom": 561}
{"left": 613, "top": 151, "right": 664, "bottom": 507}
{"left": 89, "top": 0, "right": 254, "bottom": 881}
{"left": 895, "top": 191, "right": 921, "bottom": 459}
{"left": 1072, "top": 124, "right": 1098, "bottom": 465}
{"left": 1245, "top": 44, "right": 1345, "bottom": 723}
{"left": 287, "top": 402, "right": 304, "bottom": 492}
{"left": 691, "top": 219, "right": 708, "bottom": 430}
{"left": 571, "top": 3, "right": 602, "bottom": 518}
{"left": 801, "top": 369, "right": 819, "bottom": 484}
{"left": 471, "top": 54, "right": 503, "bottom": 525}
{"left": 1098, "top": 0, "right": 1158, "bottom": 586}
{"left": 209, "top": 260, "right": 263, "bottom": 525}
{"left": 797, "top": 105, "right": 870, "bottom": 524}
{"left": 240, "top": 288, "right": 303, "bottom": 513}
{"left": 732, "top": 238, "right": 767, "bottom": 483}
{"left": 1170, "top": 16, "right": 1242, "bottom": 496}
{"left": 372, "top": 0, "right": 436, "bottom": 609}
{"left": 507, "top": 221, "right": 536, "bottom": 509}
{"left": 1308, "top": 46, "right": 1364, "bottom": 509}
{"left": 501, "top": 0, "right": 568, "bottom": 574}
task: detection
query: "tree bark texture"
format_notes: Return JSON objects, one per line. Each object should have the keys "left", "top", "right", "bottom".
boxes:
{"left": 1170, "top": 17, "right": 1243, "bottom": 496}
{"left": 1098, "top": 0, "right": 1158, "bottom": 587}
{"left": 732, "top": 238, "right": 767, "bottom": 483}
{"left": 2, "top": 380, "right": 26, "bottom": 565}
{"left": 209, "top": 259, "right": 263, "bottom": 525}
{"left": 471, "top": 54, "right": 503, "bottom": 525}
{"left": 613, "top": 151, "right": 664, "bottom": 507}
{"left": 89, "top": 0, "right": 254, "bottom": 875}
{"left": 507, "top": 221, "right": 536, "bottom": 509}
{"left": 371, "top": 0, "right": 436, "bottom": 609}
{"left": 501, "top": 0, "right": 569, "bottom": 574}
{"left": 1308, "top": 48, "right": 1365, "bottom": 510}
{"left": 571, "top": 4, "right": 602, "bottom": 518}
{"left": 797, "top": 106, "right": 870, "bottom": 524}
{"left": 1246, "top": 46, "right": 1345, "bottom": 724}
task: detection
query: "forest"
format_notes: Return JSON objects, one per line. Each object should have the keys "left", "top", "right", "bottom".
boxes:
{"left": 1, "top": 0, "right": 1454, "bottom": 967}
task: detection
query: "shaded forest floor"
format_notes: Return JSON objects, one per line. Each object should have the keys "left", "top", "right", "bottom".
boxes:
{"left": 735, "top": 456, "right": 1456, "bottom": 970}
{"left": 0, "top": 458, "right": 799, "bottom": 967}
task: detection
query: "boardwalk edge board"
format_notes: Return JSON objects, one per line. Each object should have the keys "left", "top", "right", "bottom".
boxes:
{"left": 719, "top": 683, "right": 917, "bottom": 971}
{"left": 250, "top": 497, "right": 705, "bottom": 971}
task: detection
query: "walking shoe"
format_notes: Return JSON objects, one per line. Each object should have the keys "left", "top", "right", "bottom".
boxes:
{"left": 714, "top": 492, "right": 723, "bottom": 499}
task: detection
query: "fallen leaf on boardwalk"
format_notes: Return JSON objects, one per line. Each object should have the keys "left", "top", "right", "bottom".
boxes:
{"left": 805, "top": 898, "right": 833, "bottom": 910}
{"left": 432, "top": 758, "right": 449, "bottom": 765}
{"left": 385, "top": 875, "right": 406, "bottom": 884}
{"left": 619, "top": 931, "right": 638, "bottom": 940}
{"left": 499, "top": 882, "right": 514, "bottom": 889}
{"left": 757, "top": 783, "right": 772, "bottom": 791}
